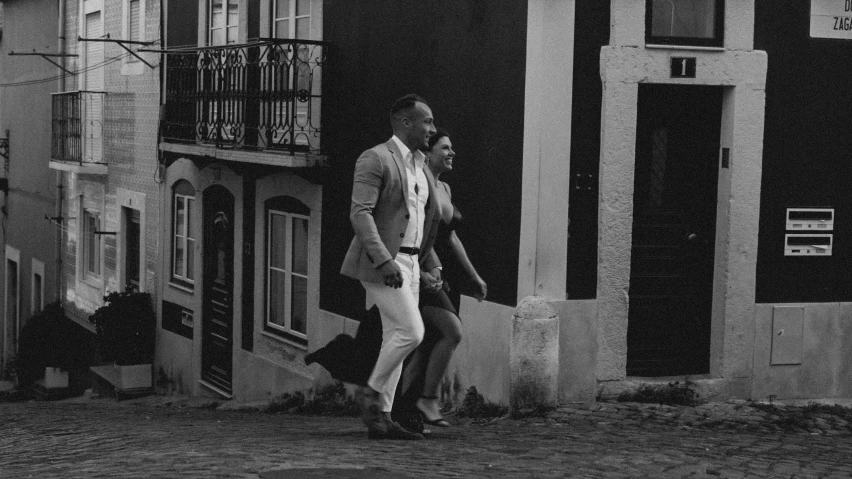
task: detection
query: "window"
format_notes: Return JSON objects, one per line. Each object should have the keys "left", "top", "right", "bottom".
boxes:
{"left": 272, "top": 0, "right": 311, "bottom": 39}
{"left": 209, "top": 0, "right": 238, "bottom": 45}
{"left": 127, "top": 0, "right": 142, "bottom": 62}
{"left": 5, "top": 246, "right": 20, "bottom": 357}
{"left": 646, "top": 0, "right": 724, "bottom": 47}
{"left": 270, "top": 0, "right": 314, "bottom": 148}
{"left": 31, "top": 259, "right": 45, "bottom": 315}
{"left": 83, "top": 209, "right": 102, "bottom": 277}
{"left": 172, "top": 181, "right": 196, "bottom": 287}
{"left": 265, "top": 197, "right": 310, "bottom": 343}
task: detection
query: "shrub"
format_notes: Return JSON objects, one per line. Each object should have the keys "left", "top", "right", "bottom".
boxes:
{"left": 455, "top": 386, "right": 508, "bottom": 419}
{"left": 14, "top": 302, "right": 94, "bottom": 387}
{"left": 89, "top": 291, "right": 156, "bottom": 365}
{"left": 266, "top": 382, "right": 360, "bottom": 416}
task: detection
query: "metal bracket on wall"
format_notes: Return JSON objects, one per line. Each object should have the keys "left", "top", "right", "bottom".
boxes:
{"left": 8, "top": 51, "right": 78, "bottom": 75}
{"left": 78, "top": 34, "right": 157, "bottom": 69}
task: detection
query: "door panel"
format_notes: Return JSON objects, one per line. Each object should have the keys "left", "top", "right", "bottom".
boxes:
{"left": 202, "top": 185, "right": 235, "bottom": 394}
{"left": 627, "top": 84, "right": 723, "bottom": 376}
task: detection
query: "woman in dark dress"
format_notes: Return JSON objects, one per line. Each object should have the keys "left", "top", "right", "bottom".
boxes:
{"left": 410, "top": 129, "right": 487, "bottom": 426}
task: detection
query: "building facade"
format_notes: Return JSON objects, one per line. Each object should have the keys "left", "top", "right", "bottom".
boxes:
{"left": 150, "top": 0, "right": 852, "bottom": 404}
{"left": 53, "top": 0, "right": 161, "bottom": 336}
{"left": 155, "top": 0, "right": 326, "bottom": 399}
{"left": 0, "top": 0, "right": 60, "bottom": 374}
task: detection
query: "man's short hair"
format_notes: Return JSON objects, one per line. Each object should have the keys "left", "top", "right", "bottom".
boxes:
{"left": 390, "top": 93, "right": 428, "bottom": 117}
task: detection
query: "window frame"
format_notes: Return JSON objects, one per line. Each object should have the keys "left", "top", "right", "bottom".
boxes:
{"left": 122, "top": 0, "right": 145, "bottom": 71}
{"left": 645, "top": 0, "right": 725, "bottom": 48}
{"left": 171, "top": 181, "right": 196, "bottom": 289}
{"left": 82, "top": 209, "right": 102, "bottom": 279}
{"left": 264, "top": 199, "right": 310, "bottom": 345}
{"left": 208, "top": 0, "right": 239, "bottom": 46}
{"left": 272, "top": 0, "right": 311, "bottom": 39}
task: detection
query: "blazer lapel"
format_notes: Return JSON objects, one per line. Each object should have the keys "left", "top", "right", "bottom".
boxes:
{"left": 385, "top": 139, "right": 409, "bottom": 202}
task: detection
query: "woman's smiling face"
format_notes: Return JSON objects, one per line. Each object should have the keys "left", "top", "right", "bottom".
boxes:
{"left": 428, "top": 136, "right": 455, "bottom": 174}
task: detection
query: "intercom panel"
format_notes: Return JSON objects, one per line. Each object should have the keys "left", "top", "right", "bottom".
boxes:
{"left": 784, "top": 233, "right": 832, "bottom": 256}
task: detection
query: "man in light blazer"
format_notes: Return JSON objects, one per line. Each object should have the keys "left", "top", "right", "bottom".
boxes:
{"left": 341, "top": 94, "right": 443, "bottom": 440}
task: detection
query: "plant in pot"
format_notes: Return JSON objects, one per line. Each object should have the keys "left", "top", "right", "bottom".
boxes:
{"left": 89, "top": 290, "right": 156, "bottom": 390}
{"left": 15, "top": 302, "right": 93, "bottom": 391}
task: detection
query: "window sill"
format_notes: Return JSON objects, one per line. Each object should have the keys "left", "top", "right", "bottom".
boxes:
{"left": 168, "top": 281, "right": 195, "bottom": 294}
{"left": 261, "top": 330, "right": 308, "bottom": 350}
{"left": 645, "top": 44, "right": 725, "bottom": 52}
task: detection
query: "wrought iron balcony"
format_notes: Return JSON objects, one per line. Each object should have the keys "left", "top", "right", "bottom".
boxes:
{"left": 160, "top": 39, "right": 327, "bottom": 158}
{"left": 51, "top": 91, "right": 107, "bottom": 173}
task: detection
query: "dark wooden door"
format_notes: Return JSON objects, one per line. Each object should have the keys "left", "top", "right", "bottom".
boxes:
{"left": 124, "top": 208, "right": 141, "bottom": 292}
{"left": 627, "top": 84, "right": 723, "bottom": 376}
{"left": 202, "top": 185, "right": 235, "bottom": 394}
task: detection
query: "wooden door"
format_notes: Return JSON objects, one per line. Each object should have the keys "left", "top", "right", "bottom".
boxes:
{"left": 627, "top": 84, "right": 723, "bottom": 376}
{"left": 202, "top": 185, "right": 235, "bottom": 394}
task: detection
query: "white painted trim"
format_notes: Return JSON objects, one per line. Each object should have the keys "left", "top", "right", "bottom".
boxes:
{"left": 31, "top": 258, "right": 45, "bottom": 315}
{"left": 518, "top": 0, "right": 575, "bottom": 301}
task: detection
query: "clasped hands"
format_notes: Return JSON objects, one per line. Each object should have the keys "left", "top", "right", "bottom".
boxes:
{"left": 378, "top": 260, "right": 442, "bottom": 292}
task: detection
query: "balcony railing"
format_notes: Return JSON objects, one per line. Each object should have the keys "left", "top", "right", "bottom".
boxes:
{"left": 51, "top": 91, "right": 106, "bottom": 165}
{"left": 160, "top": 39, "right": 327, "bottom": 155}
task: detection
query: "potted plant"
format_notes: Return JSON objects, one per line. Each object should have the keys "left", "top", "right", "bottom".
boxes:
{"left": 89, "top": 290, "right": 156, "bottom": 390}
{"left": 15, "top": 302, "right": 93, "bottom": 391}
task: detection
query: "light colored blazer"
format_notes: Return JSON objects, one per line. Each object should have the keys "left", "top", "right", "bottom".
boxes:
{"left": 340, "top": 138, "right": 441, "bottom": 284}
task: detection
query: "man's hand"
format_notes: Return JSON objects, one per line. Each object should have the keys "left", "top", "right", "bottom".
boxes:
{"left": 378, "top": 260, "right": 403, "bottom": 289}
{"left": 420, "top": 270, "right": 442, "bottom": 293}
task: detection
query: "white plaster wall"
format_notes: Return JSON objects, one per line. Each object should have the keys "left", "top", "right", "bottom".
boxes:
{"left": 753, "top": 303, "right": 852, "bottom": 400}
{"left": 451, "top": 296, "right": 515, "bottom": 405}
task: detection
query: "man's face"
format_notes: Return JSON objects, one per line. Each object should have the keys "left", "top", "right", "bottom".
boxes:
{"left": 404, "top": 102, "right": 436, "bottom": 151}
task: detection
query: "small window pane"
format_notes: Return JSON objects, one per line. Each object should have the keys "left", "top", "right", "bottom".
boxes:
{"left": 277, "top": 0, "right": 290, "bottom": 18}
{"left": 186, "top": 238, "right": 195, "bottom": 280}
{"left": 291, "top": 276, "right": 307, "bottom": 334}
{"left": 296, "top": 0, "right": 309, "bottom": 17}
{"left": 175, "top": 198, "right": 186, "bottom": 234}
{"left": 211, "top": 0, "right": 224, "bottom": 28}
{"left": 269, "top": 269, "right": 287, "bottom": 327}
{"left": 295, "top": 17, "right": 309, "bottom": 39}
{"left": 651, "top": 0, "right": 716, "bottom": 39}
{"left": 269, "top": 214, "right": 287, "bottom": 269}
{"left": 274, "top": 19, "right": 289, "bottom": 39}
{"left": 174, "top": 240, "right": 185, "bottom": 277}
{"left": 292, "top": 217, "right": 308, "bottom": 275}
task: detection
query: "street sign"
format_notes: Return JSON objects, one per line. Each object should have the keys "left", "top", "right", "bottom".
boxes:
{"left": 811, "top": 0, "right": 852, "bottom": 39}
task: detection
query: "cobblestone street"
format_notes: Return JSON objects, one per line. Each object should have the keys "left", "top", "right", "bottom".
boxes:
{"left": 2, "top": 395, "right": 851, "bottom": 478}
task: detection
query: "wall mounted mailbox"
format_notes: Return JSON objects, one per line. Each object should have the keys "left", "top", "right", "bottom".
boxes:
{"left": 785, "top": 233, "right": 832, "bottom": 256}
{"left": 786, "top": 208, "right": 834, "bottom": 231}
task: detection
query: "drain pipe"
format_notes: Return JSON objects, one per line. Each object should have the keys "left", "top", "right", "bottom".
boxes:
{"left": 54, "top": 0, "right": 66, "bottom": 303}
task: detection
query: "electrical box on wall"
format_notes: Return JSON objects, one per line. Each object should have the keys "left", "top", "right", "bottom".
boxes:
{"left": 786, "top": 208, "right": 834, "bottom": 231}
{"left": 785, "top": 233, "right": 832, "bottom": 256}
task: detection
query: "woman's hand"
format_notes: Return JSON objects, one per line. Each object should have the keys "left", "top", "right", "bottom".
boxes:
{"left": 473, "top": 277, "right": 487, "bottom": 302}
{"left": 420, "top": 271, "right": 443, "bottom": 292}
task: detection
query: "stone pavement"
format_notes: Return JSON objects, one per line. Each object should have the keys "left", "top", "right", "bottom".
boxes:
{"left": 1, "top": 393, "right": 851, "bottom": 478}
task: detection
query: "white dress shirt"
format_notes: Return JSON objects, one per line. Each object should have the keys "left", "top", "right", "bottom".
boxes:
{"left": 391, "top": 135, "right": 428, "bottom": 251}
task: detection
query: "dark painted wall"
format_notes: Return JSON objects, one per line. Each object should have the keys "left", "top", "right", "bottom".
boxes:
{"left": 755, "top": 1, "right": 852, "bottom": 302}
{"left": 320, "top": 0, "right": 527, "bottom": 319}
{"left": 566, "top": 1, "right": 610, "bottom": 299}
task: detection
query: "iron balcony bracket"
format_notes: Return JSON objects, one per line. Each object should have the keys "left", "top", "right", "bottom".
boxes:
{"left": 8, "top": 51, "right": 77, "bottom": 75}
{"left": 78, "top": 33, "right": 157, "bottom": 69}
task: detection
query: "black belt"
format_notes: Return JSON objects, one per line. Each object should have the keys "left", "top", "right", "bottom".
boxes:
{"left": 398, "top": 247, "right": 420, "bottom": 255}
